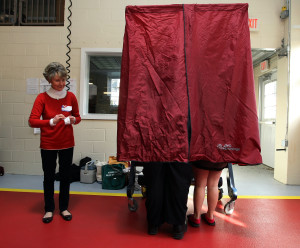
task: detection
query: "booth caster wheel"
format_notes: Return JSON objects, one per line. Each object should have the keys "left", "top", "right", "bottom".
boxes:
{"left": 128, "top": 198, "right": 138, "bottom": 212}
{"left": 141, "top": 186, "right": 147, "bottom": 198}
{"left": 224, "top": 201, "right": 235, "bottom": 215}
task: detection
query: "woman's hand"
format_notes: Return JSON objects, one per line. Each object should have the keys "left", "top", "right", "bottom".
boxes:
{"left": 53, "top": 114, "right": 65, "bottom": 124}
{"left": 69, "top": 116, "right": 76, "bottom": 124}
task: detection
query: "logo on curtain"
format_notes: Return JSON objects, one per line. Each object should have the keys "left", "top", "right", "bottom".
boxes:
{"left": 217, "top": 144, "right": 240, "bottom": 151}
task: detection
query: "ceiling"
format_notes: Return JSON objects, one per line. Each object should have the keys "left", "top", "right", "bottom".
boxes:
{"left": 90, "top": 56, "right": 121, "bottom": 72}
{"left": 251, "top": 48, "right": 277, "bottom": 67}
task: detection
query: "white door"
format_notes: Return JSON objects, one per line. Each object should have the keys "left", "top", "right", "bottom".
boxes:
{"left": 259, "top": 72, "right": 277, "bottom": 168}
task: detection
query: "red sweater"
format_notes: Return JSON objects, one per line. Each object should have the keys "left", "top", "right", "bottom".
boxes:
{"left": 28, "top": 92, "right": 81, "bottom": 150}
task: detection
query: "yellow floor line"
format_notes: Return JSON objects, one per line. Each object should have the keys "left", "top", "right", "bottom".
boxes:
{"left": 237, "top": 195, "right": 300, "bottom": 199}
{"left": 0, "top": 188, "right": 142, "bottom": 197}
{"left": 1, "top": 188, "right": 299, "bottom": 199}
{"left": 0, "top": 188, "right": 44, "bottom": 193}
{"left": 69, "top": 191, "right": 142, "bottom": 197}
{"left": 187, "top": 194, "right": 300, "bottom": 200}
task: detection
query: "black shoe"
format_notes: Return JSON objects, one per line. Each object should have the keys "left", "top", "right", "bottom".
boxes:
{"left": 60, "top": 211, "right": 72, "bottom": 221}
{"left": 172, "top": 222, "right": 187, "bottom": 240}
{"left": 148, "top": 224, "right": 159, "bottom": 235}
{"left": 42, "top": 212, "right": 53, "bottom": 224}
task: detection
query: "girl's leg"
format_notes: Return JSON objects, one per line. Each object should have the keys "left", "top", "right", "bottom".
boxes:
{"left": 193, "top": 168, "right": 209, "bottom": 219}
{"left": 206, "top": 170, "right": 223, "bottom": 219}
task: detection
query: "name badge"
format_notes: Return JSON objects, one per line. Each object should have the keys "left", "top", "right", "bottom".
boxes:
{"left": 61, "top": 105, "right": 72, "bottom": 112}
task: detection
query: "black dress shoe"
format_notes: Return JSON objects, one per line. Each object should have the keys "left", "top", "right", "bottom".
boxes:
{"left": 60, "top": 211, "right": 72, "bottom": 221}
{"left": 172, "top": 222, "right": 187, "bottom": 240}
{"left": 42, "top": 212, "right": 53, "bottom": 224}
{"left": 148, "top": 224, "right": 159, "bottom": 235}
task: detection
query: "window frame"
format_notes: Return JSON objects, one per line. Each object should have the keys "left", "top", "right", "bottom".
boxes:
{"left": 80, "top": 48, "right": 122, "bottom": 120}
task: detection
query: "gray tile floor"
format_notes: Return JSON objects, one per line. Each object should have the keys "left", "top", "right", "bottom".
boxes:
{"left": 0, "top": 173, "right": 128, "bottom": 194}
{"left": 0, "top": 164, "right": 300, "bottom": 196}
{"left": 224, "top": 164, "right": 300, "bottom": 196}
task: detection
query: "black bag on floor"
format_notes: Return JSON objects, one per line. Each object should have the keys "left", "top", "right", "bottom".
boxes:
{"left": 55, "top": 157, "right": 92, "bottom": 182}
{"left": 80, "top": 157, "right": 92, "bottom": 167}
{"left": 70, "top": 157, "right": 92, "bottom": 182}
{"left": 70, "top": 163, "right": 81, "bottom": 182}
{"left": 55, "top": 163, "right": 84, "bottom": 183}
{"left": 0, "top": 166, "right": 4, "bottom": 176}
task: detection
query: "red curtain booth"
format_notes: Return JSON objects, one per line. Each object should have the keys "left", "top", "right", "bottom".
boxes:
{"left": 117, "top": 4, "right": 262, "bottom": 165}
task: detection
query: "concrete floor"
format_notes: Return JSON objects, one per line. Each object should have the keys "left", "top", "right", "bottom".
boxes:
{"left": 221, "top": 164, "right": 300, "bottom": 196}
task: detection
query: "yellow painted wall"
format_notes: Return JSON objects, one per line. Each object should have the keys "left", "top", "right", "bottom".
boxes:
{"left": 0, "top": 0, "right": 286, "bottom": 175}
{"left": 286, "top": 0, "right": 300, "bottom": 184}
{"left": 274, "top": 56, "right": 288, "bottom": 184}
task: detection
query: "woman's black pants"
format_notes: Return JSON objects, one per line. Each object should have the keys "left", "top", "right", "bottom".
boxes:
{"left": 142, "top": 162, "right": 193, "bottom": 226}
{"left": 41, "top": 147, "right": 73, "bottom": 213}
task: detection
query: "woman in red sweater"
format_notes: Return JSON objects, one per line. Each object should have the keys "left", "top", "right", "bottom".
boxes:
{"left": 28, "top": 62, "right": 81, "bottom": 223}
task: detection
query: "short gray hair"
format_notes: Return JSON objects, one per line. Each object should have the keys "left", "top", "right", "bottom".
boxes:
{"left": 43, "top": 62, "right": 68, "bottom": 82}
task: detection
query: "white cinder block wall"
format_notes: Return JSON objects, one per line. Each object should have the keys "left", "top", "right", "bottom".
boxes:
{"left": 0, "top": 26, "right": 68, "bottom": 175}
{"left": 0, "top": 0, "right": 286, "bottom": 176}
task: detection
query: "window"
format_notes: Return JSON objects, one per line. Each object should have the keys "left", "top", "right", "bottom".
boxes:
{"left": 80, "top": 48, "right": 122, "bottom": 120}
{"left": 0, "top": 0, "right": 65, "bottom": 26}
{"left": 259, "top": 71, "right": 277, "bottom": 123}
{"left": 263, "top": 81, "right": 276, "bottom": 120}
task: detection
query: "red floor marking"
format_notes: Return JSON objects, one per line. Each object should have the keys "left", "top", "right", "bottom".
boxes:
{"left": 0, "top": 191, "right": 300, "bottom": 248}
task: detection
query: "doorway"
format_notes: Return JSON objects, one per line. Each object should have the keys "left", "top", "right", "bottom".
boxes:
{"left": 259, "top": 71, "right": 277, "bottom": 168}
